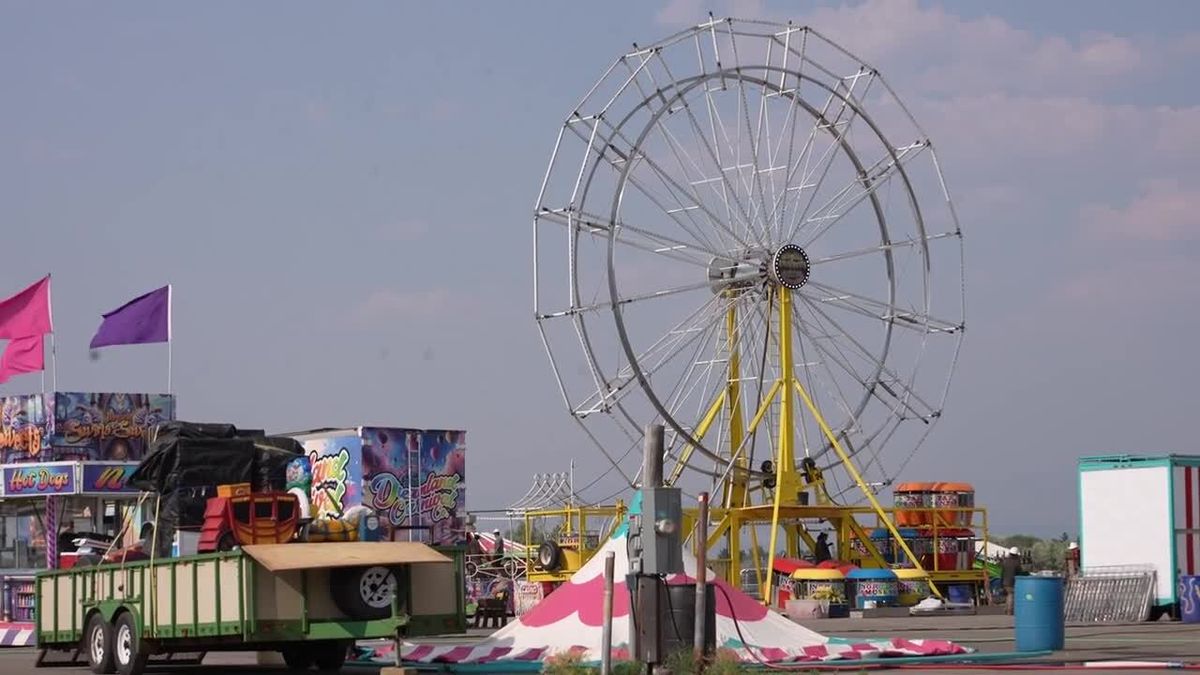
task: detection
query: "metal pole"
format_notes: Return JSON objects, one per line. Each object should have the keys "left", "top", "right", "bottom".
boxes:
{"left": 643, "top": 424, "right": 664, "bottom": 488}
{"left": 601, "top": 550, "right": 616, "bottom": 675}
{"left": 694, "top": 492, "right": 709, "bottom": 664}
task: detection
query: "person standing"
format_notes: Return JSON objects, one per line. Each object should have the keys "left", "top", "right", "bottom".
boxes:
{"left": 814, "top": 532, "right": 833, "bottom": 563}
{"left": 1002, "top": 546, "right": 1024, "bottom": 615}
{"left": 492, "top": 528, "right": 506, "bottom": 561}
{"left": 1066, "top": 542, "right": 1081, "bottom": 577}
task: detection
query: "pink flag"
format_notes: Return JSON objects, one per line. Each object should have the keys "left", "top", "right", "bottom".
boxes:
{"left": 0, "top": 335, "right": 45, "bottom": 384}
{"left": 0, "top": 276, "right": 52, "bottom": 338}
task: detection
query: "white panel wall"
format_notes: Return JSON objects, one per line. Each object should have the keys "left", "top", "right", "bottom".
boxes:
{"left": 1080, "top": 466, "right": 1173, "bottom": 603}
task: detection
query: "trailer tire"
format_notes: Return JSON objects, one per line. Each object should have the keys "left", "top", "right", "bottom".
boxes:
{"left": 113, "top": 613, "right": 149, "bottom": 675}
{"left": 280, "top": 644, "right": 314, "bottom": 670}
{"left": 330, "top": 566, "right": 398, "bottom": 620}
{"left": 84, "top": 613, "right": 115, "bottom": 675}
{"left": 313, "top": 640, "right": 350, "bottom": 672}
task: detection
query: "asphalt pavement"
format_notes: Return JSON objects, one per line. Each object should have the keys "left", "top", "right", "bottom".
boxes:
{"left": 3, "top": 618, "right": 1200, "bottom": 674}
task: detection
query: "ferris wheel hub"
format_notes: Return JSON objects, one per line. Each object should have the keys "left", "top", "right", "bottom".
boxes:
{"left": 707, "top": 244, "right": 812, "bottom": 294}
{"left": 767, "top": 244, "right": 812, "bottom": 290}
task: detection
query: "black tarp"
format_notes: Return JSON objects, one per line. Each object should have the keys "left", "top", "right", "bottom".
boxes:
{"left": 130, "top": 422, "right": 303, "bottom": 494}
{"left": 132, "top": 421, "right": 305, "bottom": 555}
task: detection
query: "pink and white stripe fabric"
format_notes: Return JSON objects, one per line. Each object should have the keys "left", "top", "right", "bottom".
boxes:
{"left": 402, "top": 535, "right": 968, "bottom": 665}
{"left": 0, "top": 623, "right": 34, "bottom": 647}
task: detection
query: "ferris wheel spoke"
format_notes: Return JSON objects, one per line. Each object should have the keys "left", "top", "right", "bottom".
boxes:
{"left": 541, "top": 208, "right": 717, "bottom": 269}
{"left": 792, "top": 310, "right": 862, "bottom": 437}
{"left": 667, "top": 290, "right": 768, "bottom": 444}
{"left": 784, "top": 70, "right": 876, "bottom": 245}
{"left": 765, "top": 51, "right": 808, "bottom": 243}
{"left": 619, "top": 55, "right": 747, "bottom": 255}
{"left": 799, "top": 141, "right": 928, "bottom": 249}
{"left": 805, "top": 279, "right": 961, "bottom": 335}
{"left": 724, "top": 23, "right": 774, "bottom": 248}
{"left": 612, "top": 295, "right": 737, "bottom": 408}
{"left": 651, "top": 306, "right": 730, "bottom": 424}
{"left": 797, "top": 308, "right": 923, "bottom": 424}
{"left": 568, "top": 115, "right": 739, "bottom": 254}
{"left": 653, "top": 41, "right": 770, "bottom": 249}
{"left": 551, "top": 277, "right": 722, "bottom": 320}
{"left": 809, "top": 231, "right": 957, "bottom": 266}
{"left": 753, "top": 36, "right": 780, "bottom": 241}
{"left": 702, "top": 100, "right": 762, "bottom": 246}
{"left": 582, "top": 294, "right": 732, "bottom": 415}
{"left": 792, "top": 319, "right": 828, "bottom": 458}
{"left": 643, "top": 50, "right": 764, "bottom": 249}
{"left": 799, "top": 294, "right": 941, "bottom": 421}
{"left": 831, "top": 419, "right": 907, "bottom": 488}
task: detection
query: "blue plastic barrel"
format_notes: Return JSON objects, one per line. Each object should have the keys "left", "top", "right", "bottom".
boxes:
{"left": 1014, "top": 576, "right": 1065, "bottom": 652}
{"left": 1180, "top": 576, "right": 1200, "bottom": 623}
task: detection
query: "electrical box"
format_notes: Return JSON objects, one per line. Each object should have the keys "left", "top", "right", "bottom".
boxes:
{"left": 641, "top": 487, "right": 683, "bottom": 575}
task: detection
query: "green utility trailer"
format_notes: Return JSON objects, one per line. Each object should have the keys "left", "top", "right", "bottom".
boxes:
{"left": 35, "top": 541, "right": 466, "bottom": 674}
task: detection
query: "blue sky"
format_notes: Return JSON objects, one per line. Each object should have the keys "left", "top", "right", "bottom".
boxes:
{"left": 2, "top": 1, "right": 1198, "bottom": 537}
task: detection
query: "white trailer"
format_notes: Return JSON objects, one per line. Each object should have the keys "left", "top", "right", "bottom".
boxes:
{"left": 1078, "top": 454, "right": 1200, "bottom": 617}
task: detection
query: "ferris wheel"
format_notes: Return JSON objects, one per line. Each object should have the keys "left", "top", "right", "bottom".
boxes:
{"left": 533, "top": 17, "right": 964, "bottom": 511}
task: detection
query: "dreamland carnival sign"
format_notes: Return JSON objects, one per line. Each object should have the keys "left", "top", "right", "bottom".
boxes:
{"left": 294, "top": 427, "right": 466, "bottom": 547}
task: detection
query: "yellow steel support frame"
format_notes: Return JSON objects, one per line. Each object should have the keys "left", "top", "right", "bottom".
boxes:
{"left": 790, "top": 376, "right": 935, "bottom": 596}
{"left": 675, "top": 287, "right": 941, "bottom": 604}
{"left": 763, "top": 289, "right": 797, "bottom": 602}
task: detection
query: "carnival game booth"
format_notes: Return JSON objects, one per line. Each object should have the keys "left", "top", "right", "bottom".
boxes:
{"left": 0, "top": 392, "right": 174, "bottom": 646}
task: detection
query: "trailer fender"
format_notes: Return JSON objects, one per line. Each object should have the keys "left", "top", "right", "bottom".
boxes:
{"left": 96, "top": 602, "right": 143, "bottom": 641}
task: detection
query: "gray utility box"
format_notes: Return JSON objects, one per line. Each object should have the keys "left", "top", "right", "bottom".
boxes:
{"left": 641, "top": 487, "right": 683, "bottom": 576}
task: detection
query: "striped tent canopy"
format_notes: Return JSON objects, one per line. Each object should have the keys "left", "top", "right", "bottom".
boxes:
{"left": 403, "top": 530, "right": 969, "bottom": 665}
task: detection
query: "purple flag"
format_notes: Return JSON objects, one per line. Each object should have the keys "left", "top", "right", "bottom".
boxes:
{"left": 90, "top": 285, "right": 171, "bottom": 349}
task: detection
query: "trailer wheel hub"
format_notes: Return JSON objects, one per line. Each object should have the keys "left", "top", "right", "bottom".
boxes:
{"left": 89, "top": 625, "right": 105, "bottom": 663}
{"left": 359, "top": 566, "right": 397, "bottom": 609}
{"left": 116, "top": 623, "right": 132, "bottom": 665}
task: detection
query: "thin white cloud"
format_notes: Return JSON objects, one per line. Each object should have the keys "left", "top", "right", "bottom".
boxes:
{"left": 1081, "top": 179, "right": 1200, "bottom": 243}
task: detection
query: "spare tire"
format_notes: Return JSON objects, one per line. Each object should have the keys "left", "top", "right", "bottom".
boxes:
{"left": 537, "top": 541, "right": 562, "bottom": 572}
{"left": 330, "top": 566, "right": 399, "bottom": 620}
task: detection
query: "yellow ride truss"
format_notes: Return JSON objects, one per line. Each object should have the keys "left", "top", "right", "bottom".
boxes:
{"left": 668, "top": 287, "right": 940, "bottom": 602}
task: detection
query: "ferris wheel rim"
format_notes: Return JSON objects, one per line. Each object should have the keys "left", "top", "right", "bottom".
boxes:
{"left": 599, "top": 66, "right": 910, "bottom": 475}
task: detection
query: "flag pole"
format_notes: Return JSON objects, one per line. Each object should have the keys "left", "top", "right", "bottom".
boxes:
{"left": 167, "top": 284, "right": 173, "bottom": 395}
{"left": 50, "top": 332, "right": 57, "bottom": 392}
{"left": 47, "top": 273, "right": 56, "bottom": 393}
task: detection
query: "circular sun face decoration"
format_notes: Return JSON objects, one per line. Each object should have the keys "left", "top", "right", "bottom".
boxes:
{"left": 769, "top": 244, "right": 812, "bottom": 290}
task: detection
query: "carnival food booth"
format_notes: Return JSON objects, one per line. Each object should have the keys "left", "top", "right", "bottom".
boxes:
{"left": 0, "top": 392, "right": 173, "bottom": 644}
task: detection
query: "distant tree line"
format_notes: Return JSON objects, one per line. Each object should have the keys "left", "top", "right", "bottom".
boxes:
{"left": 994, "top": 532, "right": 1074, "bottom": 572}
